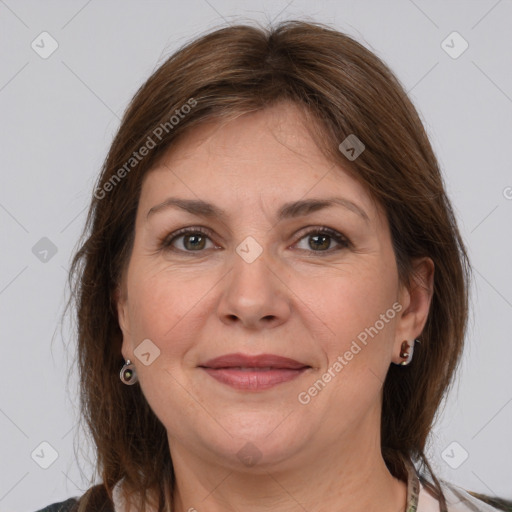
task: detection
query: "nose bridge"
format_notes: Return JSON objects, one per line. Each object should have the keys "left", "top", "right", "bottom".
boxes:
{"left": 217, "top": 242, "right": 291, "bottom": 329}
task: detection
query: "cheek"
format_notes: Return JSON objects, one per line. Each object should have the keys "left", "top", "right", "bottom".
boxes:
{"left": 296, "top": 271, "right": 397, "bottom": 422}
{"left": 300, "top": 262, "right": 397, "bottom": 364}
{"left": 125, "top": 268, "right": 214, "bottom": 355}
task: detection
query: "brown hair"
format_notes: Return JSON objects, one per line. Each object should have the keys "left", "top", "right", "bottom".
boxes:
{"left": 65, "top": 19, "right": 471, "bottom": 511}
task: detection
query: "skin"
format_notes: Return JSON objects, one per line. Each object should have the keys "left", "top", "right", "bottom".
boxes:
{"left": 116, "top": 101, "right": 434, "bottom": 512}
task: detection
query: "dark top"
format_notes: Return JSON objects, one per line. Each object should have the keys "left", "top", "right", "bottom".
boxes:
{"left": 34, "top": 497, "right": 79, "bottom": 512}
{"left": 34, "top": 484, "right": 114, "bottom": 512}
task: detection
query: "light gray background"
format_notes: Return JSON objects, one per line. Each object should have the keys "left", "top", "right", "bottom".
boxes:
{"left": 1, "top": 1, "right": 511, "bottom": 511}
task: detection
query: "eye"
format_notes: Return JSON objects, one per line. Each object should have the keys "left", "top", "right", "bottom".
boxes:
{"left": 160, "top": 227, "right": 217, "bottom": 253}
{"left": 160, "top": 226, "right": 351, "bottom": 255}
{"left": 294, "top": 227, "right": 350, "bottom": 254}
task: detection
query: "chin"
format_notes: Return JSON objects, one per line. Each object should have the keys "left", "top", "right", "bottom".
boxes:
{"left": 201, "top": 416, "right": 311, "bottom": 470}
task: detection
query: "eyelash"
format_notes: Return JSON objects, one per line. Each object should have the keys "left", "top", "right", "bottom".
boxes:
{"left": 159, "top": 226, "right": 351, "bottom": 256}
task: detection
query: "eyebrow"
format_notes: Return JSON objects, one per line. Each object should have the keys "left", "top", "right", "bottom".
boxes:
{"left": 146, "top": 196, "right": 370, "bottom": 223}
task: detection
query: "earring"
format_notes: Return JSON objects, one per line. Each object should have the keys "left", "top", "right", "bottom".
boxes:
{"left": 394, "top": 339, "right": 420, "bottom": 366}
{"left": 120, "top": 359, "right": 138, "bottom": 385}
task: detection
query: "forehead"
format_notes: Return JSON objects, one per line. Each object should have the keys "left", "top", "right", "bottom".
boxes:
{"left": 138, "top": 102, "right": 380, "bottom": 224}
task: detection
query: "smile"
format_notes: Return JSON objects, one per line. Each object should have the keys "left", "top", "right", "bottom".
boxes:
{"left": 200, "top": 367, "right": 310, "bottom": 390}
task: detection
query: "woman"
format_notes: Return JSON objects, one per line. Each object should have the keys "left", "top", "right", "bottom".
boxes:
{"left": 36, "top": 20, "right": 511, "bottom": 512}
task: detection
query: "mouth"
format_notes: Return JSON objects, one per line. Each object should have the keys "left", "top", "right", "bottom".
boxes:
{"left": 198, "top": 353, "right": 311, "bottom": 391}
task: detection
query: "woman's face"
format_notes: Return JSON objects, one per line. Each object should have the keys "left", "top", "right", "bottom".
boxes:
{"left": 117, "top": 101, "right": 432, "bottom": 471}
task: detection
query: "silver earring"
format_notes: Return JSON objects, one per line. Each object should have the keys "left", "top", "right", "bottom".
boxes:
{"left": 393, "top": 339, "right": 420, "bottom": 366}
{"left": 120, "top": 359, "right": 138, "bottom": 385}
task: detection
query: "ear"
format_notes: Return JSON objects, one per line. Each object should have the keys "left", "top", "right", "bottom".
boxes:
{"left": 114, "top": 283, "right": 131, "bottom": 360}
{"left": 392, "top": 257, "right": 434, "bottom": 364}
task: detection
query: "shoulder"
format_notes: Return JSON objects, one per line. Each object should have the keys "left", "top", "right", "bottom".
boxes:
{"left": 419, "top": 478, "right": 512, "bottom": 512}
{"left": 465, "top": 491, "right": 512, "bottom": 512}
{"left": 441, "top": 479, "right": 512, "bottom": 512}
{"left": 33, "top": 497, "right": 79, "bottom": 512}
{"left": 34, "top": 484, "right": 115, "bottom": 512}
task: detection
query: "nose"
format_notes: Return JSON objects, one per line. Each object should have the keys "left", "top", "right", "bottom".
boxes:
{"left": 216, "top": 248, "right": 292, "bottom": 331}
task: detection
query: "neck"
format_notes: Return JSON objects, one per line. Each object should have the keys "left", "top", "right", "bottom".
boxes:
{"left": 168, "top": 410, "right": 408, "bottom": 512}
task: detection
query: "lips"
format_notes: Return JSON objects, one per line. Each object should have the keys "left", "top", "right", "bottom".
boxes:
{"left": 199, "top": 353, "right": 309, "bottom": 370}
{"left": 198, "top": 353, "right": 311, "bottom": 391}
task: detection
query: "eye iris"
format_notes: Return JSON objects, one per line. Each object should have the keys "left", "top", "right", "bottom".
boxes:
{"left": 171, "top": 230, "right": 342, "bottom": 252}
{"left": 309, "top": 234, "right": 330, "bottom": 251}
{"left": 184, "top": 234, "right": 206, "bottom": 250}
